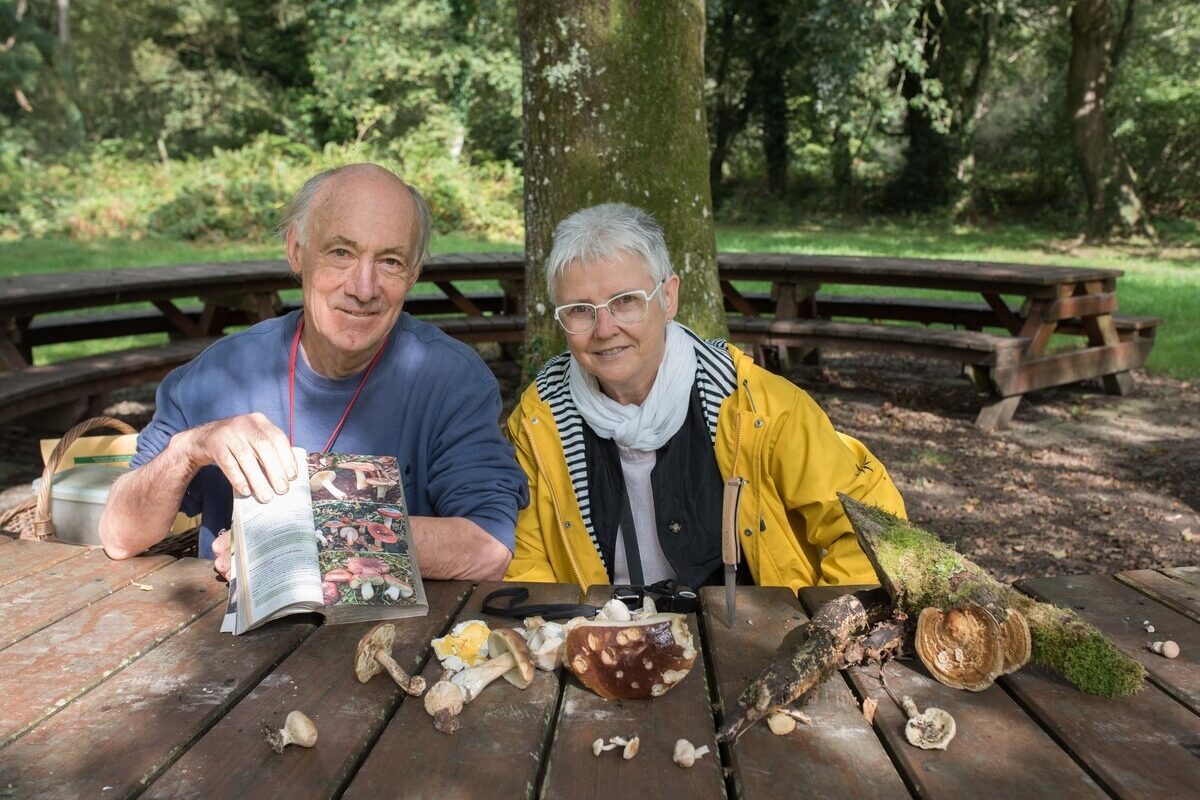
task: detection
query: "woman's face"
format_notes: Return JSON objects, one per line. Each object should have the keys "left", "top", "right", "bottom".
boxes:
{"left": 554, "top": 251, "right": 679, "bottom": 405}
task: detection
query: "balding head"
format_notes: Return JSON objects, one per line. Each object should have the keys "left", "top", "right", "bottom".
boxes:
{"left": 279, "top": 163, "right": 433, "bottom": 270}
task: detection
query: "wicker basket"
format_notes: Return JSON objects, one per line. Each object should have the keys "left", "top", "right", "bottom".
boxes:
{"left": 0, "top": 416, "right": 198, "bottom": 557}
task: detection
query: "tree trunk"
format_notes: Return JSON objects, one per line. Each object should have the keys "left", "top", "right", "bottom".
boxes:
{"left": 753, "top": 2, "right": 788, "bottom": 197}
{"left": 517, "top": 0, "right": 726, "bottom": 377}
{"left": 1067, "top": 0, "right": 1155, "bottom": 241}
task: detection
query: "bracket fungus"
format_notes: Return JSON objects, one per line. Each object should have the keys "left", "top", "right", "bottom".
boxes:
{"left": 563, "top": 613, "right": 696, "bottom": 700}
{"left": 356, "top": 623, "right": 427, "bottom": 696}
{"left": 449, "top": 628, "right": 535, "bottom": 702}
{"left": 900, "top": 696, "right": 956, "bottom": 750}
{"left": 263, "top": 710, "right": 318, "bottom": 753}
{"left": 915, "top": 604, "right": 1005, "bottom": 691}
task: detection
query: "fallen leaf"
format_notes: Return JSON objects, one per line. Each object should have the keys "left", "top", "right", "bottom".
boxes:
{"left": 862, "top": 696, "right": 877, "bottom": 725}
{"left": 1051, "top": 549, "right": 1068, "bottom": 560}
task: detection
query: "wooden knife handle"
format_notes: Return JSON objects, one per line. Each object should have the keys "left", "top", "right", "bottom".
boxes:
{"left": 722, "top": 477, "right": 743, "bottom": 564}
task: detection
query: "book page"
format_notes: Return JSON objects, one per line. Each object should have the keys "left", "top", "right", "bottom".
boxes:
{"left": 234, "top": 448, "right": 323, "bottom": 628}
{"left": 310, "top": 453, "right": 427, "bottom": 620}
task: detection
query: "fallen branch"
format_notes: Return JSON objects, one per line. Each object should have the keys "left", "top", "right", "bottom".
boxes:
{"left": 839, "top": 494, "right": 1145, "bottom": 698}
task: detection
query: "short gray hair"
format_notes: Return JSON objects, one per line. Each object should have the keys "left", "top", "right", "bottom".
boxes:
{"left": 276, "top": 164, "right": 433, "bottom": 269}
{"left": 546, "top": 203, "right": 673, "bottom": 304}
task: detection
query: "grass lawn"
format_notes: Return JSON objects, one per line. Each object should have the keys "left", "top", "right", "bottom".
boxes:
{"left": 4, "top": 218, "right": 1197, "bottom": 377}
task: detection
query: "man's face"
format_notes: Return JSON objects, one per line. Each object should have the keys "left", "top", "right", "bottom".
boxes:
{"left": 286, "top": 168, "right": 421, "bottom": 376}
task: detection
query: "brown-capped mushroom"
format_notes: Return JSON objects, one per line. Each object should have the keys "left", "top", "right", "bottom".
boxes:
{"left": 914, "top": 604, "right": 1004, "bottom": 691}
{"left": 355, "top": 623, "right": 427, "bottom": 696}
{"left": 310, "top": 470, "right": 346, "bottom": 500}
{"left": 364, "top": 476, "right": 395, "bottom": 499}
{"left": 262, "top": 710, "right": 318, "bottom": 753}
{"left": 367, "top": 521, "right": 399, "bottom": 545}
{"left": 900, "top": 696, "right": 956, "bottom": 750}
{"left": 337, "top": 460, "right": 376, "bottom": 491}
{"left": 423, "top": 679, "right": 465, "bottom": 734}
{"left": 563, "top": 613, "right": 696, "bottom": 700}
{"left": 450, "top": 629, "right": 534, "bottom": 702}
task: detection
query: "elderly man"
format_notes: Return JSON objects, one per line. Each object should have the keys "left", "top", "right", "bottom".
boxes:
{"left": 506, "top": 203, "right": 905, "bottom": 594}
{"left": 100, "top": 164, "right": 527, "bottom": 580}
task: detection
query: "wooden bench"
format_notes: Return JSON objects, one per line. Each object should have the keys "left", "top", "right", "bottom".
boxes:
{"left": 0, "top": 339, "right": 216, "bottom": 426}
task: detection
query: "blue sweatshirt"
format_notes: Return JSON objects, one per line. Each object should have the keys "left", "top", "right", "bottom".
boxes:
{"left": 130, "top": 310, "right": 528, "bottom": 559}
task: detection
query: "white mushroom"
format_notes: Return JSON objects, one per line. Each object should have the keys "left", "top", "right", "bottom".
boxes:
{"left": 450, "top": 629, "right": 534, "bottom": 702}
{"left": 526, "top": 620, "right": 566, "bottom": 671}
{"left": 901, "top": 696, "right": 956, "bottom": 750}
{"left": 672, "top": 738, "right": 710, "bottom": 768}
{"left": 310, "top": 470, "right": 345, "bottom": 500}
{"left": 263, "top": 710, "right": 318, "bottom": 753}
{"left": 767, "top": 711, "right": 797, "bottom": 735}
{"left": 1149, "top": 640, "right": 1180, "bottom": 659}
{"left": 424, "top": 680, "right": 465, "bottom": 734}
{"left": 597, "top": 598, "right": 633, "bottom": 622}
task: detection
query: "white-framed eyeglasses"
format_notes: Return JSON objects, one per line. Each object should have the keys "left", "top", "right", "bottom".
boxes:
{"left": 553, "top": 280, "right": 666, "bottom": 335}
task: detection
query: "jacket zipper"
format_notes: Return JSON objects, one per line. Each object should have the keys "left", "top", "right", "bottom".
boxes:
{"left": 522, "top": 416, "right": 586, "bottom": 591}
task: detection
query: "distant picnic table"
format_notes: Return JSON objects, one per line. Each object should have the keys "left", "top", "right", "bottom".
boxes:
{"left": 0, "top": 535, "right": 1196, "bottom": 799}
{"left": 0, "top": 253, "right": 1159, "bottom": 429}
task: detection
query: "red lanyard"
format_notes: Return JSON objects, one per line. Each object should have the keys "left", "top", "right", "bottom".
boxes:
{"left": 288, "top": 314, "right": 387, "bottom": 452}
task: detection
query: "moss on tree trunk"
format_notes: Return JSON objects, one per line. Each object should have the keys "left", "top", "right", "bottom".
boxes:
{"left": 517, "top": 0, "right": 726, "bottom": 378}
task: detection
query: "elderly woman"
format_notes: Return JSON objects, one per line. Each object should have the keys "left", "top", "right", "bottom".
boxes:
{"left": 504, "top": 203, "right": 906, "bottom": 594}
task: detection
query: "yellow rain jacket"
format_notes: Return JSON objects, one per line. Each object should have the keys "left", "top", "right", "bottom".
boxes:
{"left": 504, "top": 342, "right": 906, "bottom": 595}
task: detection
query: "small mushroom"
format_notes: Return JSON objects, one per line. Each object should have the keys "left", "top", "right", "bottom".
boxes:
{"left": 767, "top": 710, "right": 796, "bottom": 735}
{"left": 424, "top": 679, "right": 465, "bottom": 734}
{"left": 1149, "top": 640, "right": 1180, "bottom": 659}
{"left": 366, "top": 521, "right": 399, "bottom": 545}
{"left": 592, "top": 738, "right": 617, "bottom": 756}
{"left": 262, "top": 710, "right": 318, "bottom": 753}
{"left": 365, "top": 476, "right": 395, "bottom": 499}
{"left": 596, "top": 598, "right": 632, "bottom": 622}
{"left": 563, "top": 613, "right": 696, "bottom": 700}
{"left": 915, "top": 604, "right": 1004, "bottom": 691}
{"left": 378, "top": 506, "right": 406, "bottom": 519}
{"left": 321, "top": 581, "right": 340, "bottom": 606}
{"left": 310, "top": 470, "right": 345, "bottom": 500}
{"left": 323, "top": 568, "right": 354, "bottom": 583}
{"left": 900, "top": 696, "right": 955, "bottom": 750}
{"left": 672, "top": 738, "right": 710, "bottom": 768}
{"left": 525, "top": 619, "right": 566, "bottom": 671}
{"left": 450, "top": 629, "right": 535, "bottom": 702}
{"left": 620, "top": 735, "right": 639, "bottom": 760}
{"left": 355, "top": 623, "right": 427, "bottom": 696}
{"left": 338, "top": 461, "right": 376, "bottom": 491}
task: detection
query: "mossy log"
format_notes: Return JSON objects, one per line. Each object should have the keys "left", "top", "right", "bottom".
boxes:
{"left": 716, "top": 588, "right": 891, "bottom": 742}
{"left": 838, "top": 494, "right": 1145, "bottom": 698}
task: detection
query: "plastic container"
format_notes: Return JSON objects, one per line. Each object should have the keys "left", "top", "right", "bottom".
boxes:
{"left": 31, "top": 465, "right": 125, "bottom": 545}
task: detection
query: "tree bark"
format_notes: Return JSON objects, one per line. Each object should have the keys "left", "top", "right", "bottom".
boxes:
{"left": 1067, "top": 0, "right": 1155, "bottom": 241}
{"left": 517, "top": 0, "right": 726, "bottom": 377}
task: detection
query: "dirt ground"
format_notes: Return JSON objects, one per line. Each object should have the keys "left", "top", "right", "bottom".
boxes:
{"left": 2, "top": 350, "right": 1196, "bottom": 582}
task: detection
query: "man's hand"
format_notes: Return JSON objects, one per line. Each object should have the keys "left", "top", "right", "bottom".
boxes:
{"left": 176, "top": 412, "right": 298, "bottom": 503}
{"left": 212, "top": 529, "right": 233, "bottom": 581}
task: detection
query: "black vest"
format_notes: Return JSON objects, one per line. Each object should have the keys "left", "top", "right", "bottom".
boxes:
{"left": 583, "top": 387, "right": 726, "bottom": 589}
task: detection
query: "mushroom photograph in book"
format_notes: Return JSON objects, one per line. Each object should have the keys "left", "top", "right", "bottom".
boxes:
{"left": 309, "top": 453, "right": 403, "bottom": 504}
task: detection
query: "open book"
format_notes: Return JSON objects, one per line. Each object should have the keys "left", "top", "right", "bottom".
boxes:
{"left": 221, "top": 450, "right": 428, "bottom": 635}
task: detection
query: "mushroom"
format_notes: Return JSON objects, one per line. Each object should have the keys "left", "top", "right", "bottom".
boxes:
{"left": 672, "top": 738, "right": 710, "bottom": 768}
{"left": 596, "top": 598, "right": 633, "bottom": 622}
{"left": 563, "top": 613, "right": 696, "bottom": 700}
{"left": 914, "top": 604, "right": 1004, "bottom": 691}
{"left": 423, "top": 679, "right": 465, "bottom": 734}
{"left": 767, "top": 711, "right": 796, "bottom": 735}
{"left": 355, "top": 623, "right": 427, "bottom": 696}
{"left": 310, "top": 470, "right": 345, "bottom": 500}
{"left": 1149, "top": 640, "right": 1180, "bottom": 658}
{"left": 900, "top": 696, "right": 956, "bottom": 750}
{"left": 450, "top": 629, "right": 535, "bottom": 702}
{"left": 323, "top": 568, "right": 354, "bottom": 583}
{"left": 338, "top": 461, "right": 376, "bottom": 491}
{"left": 381, "top": 574, "right": 413, "bottom": 602}
{"left": 432, "top": 620, "right": 491, "bottom": 672}
{"left": 526, "top": 619, "right": 566, "bottom": 671}
{"left": 365, "top": 476, "right": 395, "bottom": 499}
{"left": 262, "top": 710, "right": 318, "bottom": 753}
{"left": 366, "top": 521, "right": 399, "bottom": 545}
{"left": 321, "top": 581, "right": 340, "bottom": 606}
{"left": 378, "top": 506, "right": 406, "bottom": 520}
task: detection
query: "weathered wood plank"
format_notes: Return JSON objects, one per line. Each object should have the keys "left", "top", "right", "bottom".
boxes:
{"left": 141, "top": 581, "right": 471, "bottom": 800}
{"left": 1002, "top": 665, "right": 1200, "bottom": 799}
{"left": 1017, "top": 574, "right": 1200, "bottom": 713}
{"left": 990, "top": 341, "right": 1144, "bottom": 396}
{"left": 1162, "top": 566, "right": 1200, "bottom": 590}
{"left": 0, "top": 549, "right": 174, "bottom": 650}
{"left": 1116, "top": 568, "right": 1200, "bottom": 624}
{"left": 0, "top": 607, "right": 314, "bottom": 800}
{"left": 0, "top": 538, "right": 85, "bottom": 587}
{"left": 345, "top": 581, "right": 581, "bottom": 800}
{"left": 538, "top": 586, "right": 724, "bottom": 800}
{"left": 0, "top": 557, "right": 225, "bottom": 746}
{"left": 704, "top": 586, "right": 908, "bottom": 800}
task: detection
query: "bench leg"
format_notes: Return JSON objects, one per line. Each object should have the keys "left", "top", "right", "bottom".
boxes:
{"left": 1102, "top": 371, "right": 1134, "bottom": 396}
{"left": 975, "top": 395, "right": 1022, "bottom": 431}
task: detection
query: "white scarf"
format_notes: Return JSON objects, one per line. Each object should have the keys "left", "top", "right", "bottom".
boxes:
{"left": 568, "top": 321, "right": 697, "bottom": 450}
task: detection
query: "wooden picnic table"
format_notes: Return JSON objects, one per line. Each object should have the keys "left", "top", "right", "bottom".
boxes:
{"left": 0, "top": 536, "right": 1195, "bottom": 799}
{"left": 0, "top": 252, "right": 1157, "bottom": 429}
